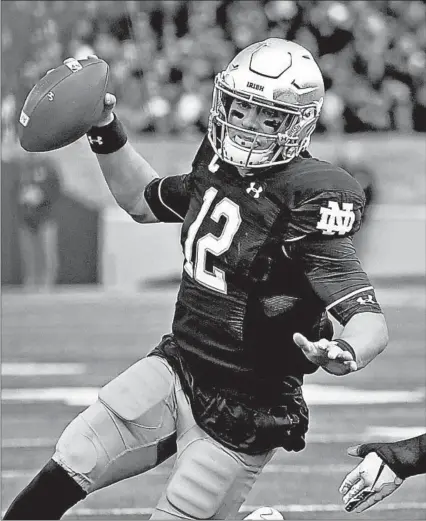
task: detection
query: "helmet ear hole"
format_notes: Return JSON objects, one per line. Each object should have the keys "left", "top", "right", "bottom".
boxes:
{"left": 301, "top": 107, "right": 315, "bottom": 120}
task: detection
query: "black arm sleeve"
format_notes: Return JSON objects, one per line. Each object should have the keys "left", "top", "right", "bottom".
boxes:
{"left": 357, "top": 433, "right": 426, "bottom": 479}
{"left": 132, "top": 173, "right": 192, "bottom": 223}
{"left": 291, "top": 236, "right": 383, "bottom": 325}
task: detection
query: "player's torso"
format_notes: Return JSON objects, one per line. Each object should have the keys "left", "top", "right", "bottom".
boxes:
{"left": 182, "top": 155, "right": 284, "bottom": 293}
{"left": 173, "top": 142, "right": 325, "bottom": 390}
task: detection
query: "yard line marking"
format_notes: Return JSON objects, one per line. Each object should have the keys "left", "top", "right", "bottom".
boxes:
{"left": 1, "top": 387, "right": 98, "bottom": 406}
{"left": 0, "top": 464, "right": 355, "bottom": 480}
{"left": 2, "top": 385, "right": 424, "bottom": 407}
{"left": 27, "top": 502, "right": 422, "bottom": 517}
{"left": 1, "top": 363, "right": 86, "bottom": 376}
{"left": 304, "top": 385, "right": 425, "bottom": 405}
{"left": 3, "top": 427, "right": 424, "bottom": 450}
{"left": 2, "top": 471, "right": 40, "bottom": 479}
{"left": 366, "top": 426, "right": 426, "bottom": 439}
{"left": 242, "top": 502, "right": 426, "bottom": 513}
{"left": 2, "top": 493, "right": 426, "bottom": 517}
{"left": 2, "top": 438, "right": 56, "bottom": 448}
{"left": 263, "top": 464, "right": 351, "bottom": 473}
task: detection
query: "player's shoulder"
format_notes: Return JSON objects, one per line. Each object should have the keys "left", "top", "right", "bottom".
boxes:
{"left": 278, "top": 154, "right": 365, "bottom": 205}
{"left": 191, "top": 134, "right": 215, "bottom": 170}
{"left": 274, "top": 154, "right": 366, "bottom": 240}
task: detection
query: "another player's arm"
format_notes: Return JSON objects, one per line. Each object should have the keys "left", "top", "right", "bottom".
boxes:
{"left": 349, "top": 433, "right": 426, "bottom": 481}
{"left": 340, "top": 433, "right": 426, "bottom": 512}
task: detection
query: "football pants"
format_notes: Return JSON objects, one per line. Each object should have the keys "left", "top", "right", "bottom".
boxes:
{"left": 52, "top": 355, "right": 273, "bottom": 519}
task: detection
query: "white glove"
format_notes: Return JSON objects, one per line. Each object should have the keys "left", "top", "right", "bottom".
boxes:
{"left": 339, "top": 448, "right": 404, "bottom": 513}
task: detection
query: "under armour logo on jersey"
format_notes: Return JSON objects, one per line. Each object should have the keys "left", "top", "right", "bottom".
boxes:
{"left": 246, "top": 182, "right": 263, "bottom": 199}
{"left": 88, "top": 136, "right": 103, "bottom": 145}
{"left": 47, "top": 91, "right": 54, "bottom": 101}
{"left": 357, "top": 294, "right": 376, "bottom": 305}
{"left": 316, "top": 201, "right": 355, "bottom": 236}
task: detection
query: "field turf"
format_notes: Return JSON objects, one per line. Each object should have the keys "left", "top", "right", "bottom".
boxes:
{"left": 2, "top": 283, "right": 425, "bottom": 520}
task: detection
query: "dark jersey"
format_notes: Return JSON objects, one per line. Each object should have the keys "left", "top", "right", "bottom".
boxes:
{"left": 137, "top": 137, "right": 383, "bottom": 453}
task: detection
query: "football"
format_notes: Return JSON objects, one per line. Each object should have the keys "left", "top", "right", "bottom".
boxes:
{"left": 244, "top": 507, "right": 284, "bottom": 519}
{"left": 18, "top": 56, "right": 109, "bottom": 152}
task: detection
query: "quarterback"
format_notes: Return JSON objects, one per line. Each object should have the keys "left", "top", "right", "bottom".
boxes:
{"left": 5, "top": 38, "right": 388, "bottom": 520}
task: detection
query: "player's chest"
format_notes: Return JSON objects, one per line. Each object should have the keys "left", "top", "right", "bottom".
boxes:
{"left": 181, "top": 170, "right": 283, "bottom": 286}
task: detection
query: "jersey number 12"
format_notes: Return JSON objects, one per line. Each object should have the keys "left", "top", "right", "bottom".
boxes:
{"left": 184, "top": 187, "right": 241, "bottom": 294}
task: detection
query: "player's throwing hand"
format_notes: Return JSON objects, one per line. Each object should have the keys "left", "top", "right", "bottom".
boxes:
{"left": 339, "top": 446, "right": 403, "bottom": 513}
{"left": 293, "top": 333, "right": 357, "bottom": 375}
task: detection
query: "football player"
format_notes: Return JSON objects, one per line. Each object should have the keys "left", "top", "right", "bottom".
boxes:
{"left": 5, "top": 38, "right": 389, "bottom": 520}
{"left": 340, "top": 433, "right": 426, "bottom": 513}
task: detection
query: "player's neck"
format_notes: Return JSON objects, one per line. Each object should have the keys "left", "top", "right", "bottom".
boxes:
{"left": 236, "top": 167, "right": 255, "bottom": 177}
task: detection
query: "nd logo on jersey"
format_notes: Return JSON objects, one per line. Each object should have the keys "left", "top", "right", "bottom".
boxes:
{"left": 316, "top": 201, "right": 355, "bottom": 235}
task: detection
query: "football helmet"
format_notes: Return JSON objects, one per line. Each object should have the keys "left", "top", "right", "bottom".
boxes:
{"left": 208, "top": 38, "right": 324, "bottom": 170}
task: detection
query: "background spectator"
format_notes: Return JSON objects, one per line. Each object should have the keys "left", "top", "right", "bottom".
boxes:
{"left": 2, "top": 0, "right": 425, "bottom": 139}
{"left": 14, "top": 152, "right": 62, "bottom": 291}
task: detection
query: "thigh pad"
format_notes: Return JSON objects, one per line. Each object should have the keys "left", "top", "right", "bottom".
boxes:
{"left": 166, "top": 438, "right": 251, "bottom": 519}
{"left": 99, "top": 356, "right": 174, "bottom": 423}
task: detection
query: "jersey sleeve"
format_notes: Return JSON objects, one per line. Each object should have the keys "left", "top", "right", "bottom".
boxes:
{"left": 283, "top": 171, "right": 366, "bottom": 242}
{"left": 131, "top": 136, "right": 210, "bottom": 224}
{"left": 289, "top": 236, "right": 383, "bottom": 325}
{"left": 133, "top": 173, "right": 192, "bottom": 223}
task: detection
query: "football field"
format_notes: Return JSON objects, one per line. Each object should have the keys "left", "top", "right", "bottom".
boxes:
{"left": 2, "top": 283, "right": 425, "bottom": 520}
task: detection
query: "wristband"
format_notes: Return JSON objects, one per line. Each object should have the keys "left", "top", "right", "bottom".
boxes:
{"left": 86, "top": 114, "right": 127, "bottom": 154}
{"left": 334, "top": 338, "right": 357, "bottom": 362}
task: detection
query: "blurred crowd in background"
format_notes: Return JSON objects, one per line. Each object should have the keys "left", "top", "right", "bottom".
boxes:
{"left": 2, "top": 0, "right": 426, "bottom": 140}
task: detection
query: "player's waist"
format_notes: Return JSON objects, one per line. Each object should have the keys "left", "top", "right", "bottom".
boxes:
{"left": 150, "top": 333, "right": 302, "bottom": 404}
{"left": 184, "top": 349, "right": 302, "bottom": 401}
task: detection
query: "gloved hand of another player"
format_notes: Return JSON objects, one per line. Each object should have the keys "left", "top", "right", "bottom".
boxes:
{"left": 339, "top": 446, "right": 404, "bottom": 513}
{"left": 293, "top": 333, "right": 357, "bottom": 375}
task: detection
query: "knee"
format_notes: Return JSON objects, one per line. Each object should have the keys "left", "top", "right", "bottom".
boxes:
{"left": 163, "top": 439, "right": 247, "bottom": 519}
{"left": 53, "top": 401, "right": 124, "bottom": 492}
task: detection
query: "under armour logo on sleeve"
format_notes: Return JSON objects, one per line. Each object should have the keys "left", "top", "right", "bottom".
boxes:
{"left": 316, "top": 201, "right": 355, "bottom": 235}
{"left": 357, "top": 294, "right": 376, "bottom": 305}
{"left": 88, "top": 136, "right": 103, "bottom": 145}
{"left": 246, "top": 182, "right": 263, "bottom": 199}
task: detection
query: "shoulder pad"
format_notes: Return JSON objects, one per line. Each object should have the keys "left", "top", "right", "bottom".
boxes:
{"left": 280, "top": 157, "right": 366, "bottom": 241}
{"left": 282, "top": 157, "right": 365, "bottom": 205}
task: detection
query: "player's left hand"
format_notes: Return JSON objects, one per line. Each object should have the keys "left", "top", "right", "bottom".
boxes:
{"left": 293, "top": 333, "right": 357, "bottom": 375}
{"left": 339, "top": 447, "right": 404, "bottom": 513}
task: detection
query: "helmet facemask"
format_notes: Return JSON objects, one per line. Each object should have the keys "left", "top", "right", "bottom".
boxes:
{"left": 208, "top": 72, "right": 323, "bottom": 170}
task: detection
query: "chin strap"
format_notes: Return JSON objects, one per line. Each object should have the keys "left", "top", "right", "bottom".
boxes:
{"left": 222, "top": 135, "right": 272, "bottom": 167}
